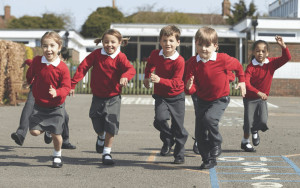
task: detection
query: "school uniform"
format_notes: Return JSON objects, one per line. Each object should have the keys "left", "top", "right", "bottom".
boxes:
{"left": 145, "top": 49, "right": 188, "bottom": 159}
{"left": 26, "top": 56, "right": 71, "bottom": 134}
{"left": 71, "top": 48, "right": 136, "bottom": 135}
{"left": 186, "top": 52, "right": 245, "bottom": 162}
{"left": 243, "top": 47, "right": 291, "bottom": 134}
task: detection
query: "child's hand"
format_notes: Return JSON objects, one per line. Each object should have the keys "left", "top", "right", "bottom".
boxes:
{"left": 143, "top": 78, "right": 150, "bottom": 89}
{"left": 275, "top": 35, "right": 286, "bottom": 49}
{"left": 120, "top": 77, "right": 128, "bottom": 87}
{"left": 150, "top": 73, "right": 160, "bottom": 83}
{"left": 236, "top": 82, "right": 246, "bottom": 97}
{"left": 186, "top": 76, "right": 194, "bottom": 90}
{"left": 69, "top": 89, "right": 75, "bottom": 97}
{"left": 257, "top": 91, "right": 268, "bottom": 100}
{"left": 49, "top": 85, "right": 57, "bottom": 98}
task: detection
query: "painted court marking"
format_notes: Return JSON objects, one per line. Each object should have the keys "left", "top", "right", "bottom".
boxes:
{"left": 210, "top": 155, "right": 300, "bottom": 188}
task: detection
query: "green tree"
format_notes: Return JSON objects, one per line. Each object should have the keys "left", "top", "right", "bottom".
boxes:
{"left": 227, "top": 0, "right": 257, "bottom": 25}
{"left": 8, "top": 14, "right": 67, "bottom": 29}
{"left": 80, "top": 7, "right": 125, "bottom": 38}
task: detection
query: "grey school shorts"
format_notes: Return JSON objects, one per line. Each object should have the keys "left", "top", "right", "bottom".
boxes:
{"left": 89, "top": 95, "right": 121, "bottom": 135}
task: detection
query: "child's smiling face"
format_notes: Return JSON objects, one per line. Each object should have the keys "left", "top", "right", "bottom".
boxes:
{"left": 159, "top": 34, "right": 180, "bottom": 57}
{"left": 196, "top": 41, "right": 218, "bottom": 60}
{"left": 42, "top": 37, "right": 61, "bottom": 62}
{"left": 102, "top": 34, "right": 121, "bottom": 55}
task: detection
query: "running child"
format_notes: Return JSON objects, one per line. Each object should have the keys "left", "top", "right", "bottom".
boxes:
{"left": 70, "top": 29, "right": 136, "bottom": 165}
{"left": 185, "top": 27, "right": 246, "bottom": 169}
{"left": 241, "top": 36, "right": 291, "bottom": 152}
{"left": 26, "top": 31, "right": 71, "bottom": 168}
{"left": 144, "top": 25, "right": 188, "bottom": 164}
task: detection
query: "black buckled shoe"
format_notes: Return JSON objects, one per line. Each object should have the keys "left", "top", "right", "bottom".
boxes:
{"left": 102, "top": 154, "right": 115, "bottom": 165}
{"left": 210, "top": 145, "right": 222, "bottom": 158}
{"left": 44, "top": 132, "right": 52, "bottom": 144}
{"left": 200, "top": 159, "right": 217, "bottom": 170}
{"left": 52, "top": 156, "right": 63, "bottom": 168}
{"left": 96, "top": 136, "right": 105, "bottom": 153}
{"left": 193, "top": 140, "right": 200, "bottom": 154}
{"left": 11, "top": 132, "right": 24, "bottom": 146}
{"left": 252, "top": 132, "right": 260, "bottom": 146}
{"left": 160, "top": 143, "right": 172, "bottom": 156}
{"left": 62, "top": 143, "right": 76, "bottom": 149}
{"left": 241, "top": 142, "right": 255, "bottom": 152}
{"left": 174, "top": 156, "right": 185, "bottom": 164}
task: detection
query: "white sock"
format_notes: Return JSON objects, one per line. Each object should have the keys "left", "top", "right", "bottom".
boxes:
{"left": 253, "top": 133, "right": 258, "bottom": 139}
{"left": 242, "top": 138, "right": 250, "bottom": 144}
{"left": 97, "top": 132, "right": 106, "bottom": 146}
{"left": 103, "top": 147, "right": 112, "bottom": 160}
{"left": 53, "top": 150, "right": 62, "bottom": 163}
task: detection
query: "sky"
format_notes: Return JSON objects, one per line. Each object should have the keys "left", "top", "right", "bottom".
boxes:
{"left": 1, "top": 0, "right": 275, "bottom": 31}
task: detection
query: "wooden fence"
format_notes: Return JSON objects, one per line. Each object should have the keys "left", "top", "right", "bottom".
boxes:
{"left": 70, "top": 61, "right": 246, "bottom": 96}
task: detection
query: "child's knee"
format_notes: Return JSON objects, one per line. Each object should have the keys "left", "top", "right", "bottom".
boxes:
{"left": 30, "top": 130, "right": 41, "bottom": 136}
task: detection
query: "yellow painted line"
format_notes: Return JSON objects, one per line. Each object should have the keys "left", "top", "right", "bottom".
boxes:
{"left": 146, "top": 150, "right": 209, "bottom": 174}
{"left": 284, "top": 153, "right": 300, "bottom": 157}
{"left": 269, "top": 113, "right": 300, "bottom": 117}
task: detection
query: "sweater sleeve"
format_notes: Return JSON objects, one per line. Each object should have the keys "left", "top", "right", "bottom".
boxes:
{"left": 71, "top": 51, "right": 95, "bottom": 89}
{"left": 119, "top": 54, "right": 136, "bottom": 81}
{"left": 224, "top": 54, "right": 245, "bottom": 82}
{"left": 144, "top": 51, "right": 156, "bottom": 79}
{"left": 245, "top": 65, "right": 260, "bottom": 94}
{"left": 55, "top": 64, "right": 71, "bottom": 98}
{"left": 159, "top": 58, "right": 185, "bottom": 89}
{"left": 26, "top": 57, "right": 38, "bottom": 84}
{"left": 184, "top": 60, "right": 197, "bottom": 95}
{"left": 270, "top": 47, "right": 292, "bottom": 70}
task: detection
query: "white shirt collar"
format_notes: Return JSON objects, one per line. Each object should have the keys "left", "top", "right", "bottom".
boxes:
{"left": 41, "top": 56, "right": 61, "bottom": 67}
{"left": 101, "top": 48, "right": 120, "bottom": 59}
{"left": 159, "top": 49, "right": 179, "bottom": 60}
{"left": 196, "top": 52, "right": 217, "bottom": 63}
{"left": 252, "top": 58, "right": 269, "bottom": 66}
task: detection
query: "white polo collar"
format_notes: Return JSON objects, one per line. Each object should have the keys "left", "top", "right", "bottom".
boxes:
{"left": 252, "top": 58, "right": 269, "bottom": 66}
{"left": 101, "top": 48, "right": 120, "bottom": 59}
{"left": 41, "top": 56, "right": 61, "bottom": 67}
{"left": 159, "top": 49, "right": 179, "bottom": 60}
{"left": 196, "top": 52, "right": 217, "bottom": 63}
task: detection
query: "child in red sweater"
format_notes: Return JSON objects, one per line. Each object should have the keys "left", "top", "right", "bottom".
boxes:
{"left": 185, "top": 27, "right": 246, "bottom": 169}
{"left": 144, "top": 25, "right": 188, "bottom": 164}
{"left": 241, "top": 36, "right": 291, "bottom": 152}
{"left": 26, "top": 31, "right": 71, "bottom": 168}
{"left": 70, "top": 29, "right": 136, "bottom": 165}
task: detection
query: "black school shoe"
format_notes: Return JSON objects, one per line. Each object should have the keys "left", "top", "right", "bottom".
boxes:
{"left": 173, "top": 156, "right": 185, "bottom": 164}
{"left": 252, "top": 131, "right": 260, "bottom": 146}
{"left": 200, "top": 159, "right": 217, "bottom": 170}
{"left": 193, "top": 140, "right": 200, "bottom": 154}
{"left": 96, "top": 136, "right": 105, "bottom": 153}
{"left": 102, "top": 154, "right": 115, "bottom": 165}
{"left": 11, "top": 132, "right": 24, "bottom": 146}
{"left": 44, "top": 132, "right": 52, "bottom": 144}
{"left": 62, "top": 143, "right": 76, "bottom": 149}
{"left": 241, "top": 142, "right": 255, "bottom": 152}
{"left": 210, "top": 145, "right": 222, "bottom": 158}
{"left": 52, "top": 156, "right": 63, "bottom": 168}
{"left": 160, "top": 139, "right": 175, "bottom": 156}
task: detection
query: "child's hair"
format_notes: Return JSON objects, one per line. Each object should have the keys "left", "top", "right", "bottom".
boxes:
{"left": 94, "top": 29, "right": 129, "bottom": 46}
{"left": 159, "top": 25, "right": 181, "bottom": 41}
{"left": 251, "top": 40, "right": 269, "bottom": 60}
{"left": 41, "top": 31, "right": 63, "bottom": 47}
{"left": 195, "top": 27, "right": 218, "bottom": 46}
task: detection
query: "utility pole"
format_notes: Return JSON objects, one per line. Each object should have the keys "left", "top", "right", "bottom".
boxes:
{"left": 112, "top": 0, "right": 116, "bottom": 8}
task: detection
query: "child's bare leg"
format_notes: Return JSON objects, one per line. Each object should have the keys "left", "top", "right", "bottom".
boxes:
{"left": 52, "top": 134, "right": 62, "bottom": 151}
{"left": 243, "top": 133, "right": 250, "bottom": 139}
{"left": 105, "top": 132, "right": 114, "bottom": 147}
{"left": 51, "top": 134, "right": 63, "bottom": 167}
{"left": 30, "top": 130, "right": 43, "bottom": 136}
{"left": 102, "top": 132, "right": 115, "bottom": 165}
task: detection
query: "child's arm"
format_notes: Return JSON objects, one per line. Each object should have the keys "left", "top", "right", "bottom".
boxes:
{"left": 257, "top": 91, "right": 268, "bottom": 100}
{"left": 54, "top": 65, "right": 71, "bottom": 98}
{"left": 144, "top": 51, "right": 156, "bottom": 89}
{"left": 26, "top": 58, "right": 37, "bottom": 85}
{"left": 158, "top": 59, "right": 185, "bottom": 89}
{"left": 245, "top": 66, "right": 266, "bottom": 99}
{"left": 270, "top": 36, "right": 291, "bottom": 70}
{"left": 119, "top": 55, "right": 136, "bottom": 87}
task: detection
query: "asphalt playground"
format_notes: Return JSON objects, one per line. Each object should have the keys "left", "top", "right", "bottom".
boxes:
{"left": 1, "top": 94, "right": 300, "bottom": 188}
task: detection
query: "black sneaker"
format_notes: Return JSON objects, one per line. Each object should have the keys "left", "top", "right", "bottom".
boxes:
{"left": 200, "top": 159, "right": 217, "bottom": 170}
{"left": 102, "top": 154, "right": 115, "bottom": 165}
{"left": 11, "top": 132, "right": 24, "bottom": 146}
{"left": 241, "top": 142, "right": 255, "bottom": 152}
{"left": 62, "top": 143, "right": 76, "bottom": 149}
{"left": 96, "top": 136, "right": 105, "bottom": 153}
{"left": 44, "top": 132, "right": 52, "bottom": 144}
{"left": 160, "top": 143, "right": 172, "bottom": 156}
{"left": 52, "top": 156, "right": 63, "bottom": 168}
{"left": 252, "top": 132, "right": 260, "bottom": 146}
{"left": 193, "top": 140, "right": 200, "bottom": 154}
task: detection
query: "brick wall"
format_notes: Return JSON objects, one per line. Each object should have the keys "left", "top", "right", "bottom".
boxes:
{"left": 247, "top": 41, "right": 300, "bottom": 96}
